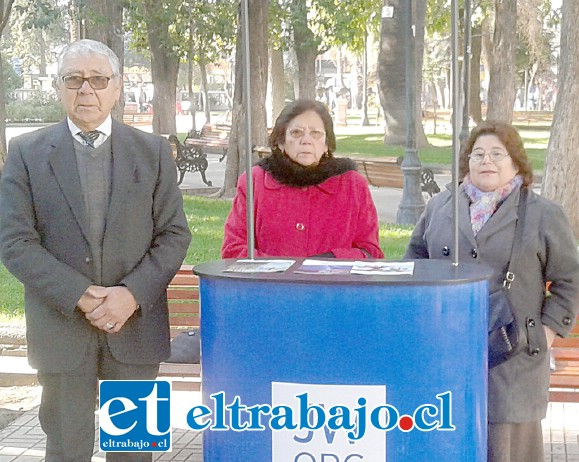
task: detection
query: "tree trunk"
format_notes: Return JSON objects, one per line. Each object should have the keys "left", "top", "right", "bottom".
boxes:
{"left": 200, "top": 60, "right": 211, "bottom": 123}
{"left": 38, "top": 30, "right": 47, "bottom": 77}
{"left": 85, "top": 0, "right": 124, "bottom": 121}
{"left": 0, "top": 0, "right": 16, "bottom": 171}
{"left": 220, "top": 0, "right": 269, "bottom": 198}
{"left": 0, "top": 51, "right": 7, "bottom": 170}
{"left": 188, "top": 19, "right": 197, "bottom": 133}
{"left": 270, "top": 47, "right": 285, "bottom": 125}
{"left": 187, "top": 57, "right": 197, "bottom": 133}
{"left": 486, "top": 0, "right": 517, "bottom": 122}
{"left": 470, "top": 24, "right": 483, "bottom": 124}
{"left": 291, "top": 0, "right": 318, "bottom": 100}
{"left": 377, "top": 0, "right": 429, "bottom": 147}
{"left": 144, "top": 2, "right": 179, "bottom": 135}
{"left": 541, "top": 0, "right": 579, "bottom": 236}
{"left": 413, "top": 0, "right": 428, "bottom": 147}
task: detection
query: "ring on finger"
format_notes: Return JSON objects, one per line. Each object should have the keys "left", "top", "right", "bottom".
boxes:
{"left": 105, "top": 322, "right": 116, "bottom": 330}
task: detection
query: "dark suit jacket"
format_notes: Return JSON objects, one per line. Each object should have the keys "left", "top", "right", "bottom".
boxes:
{"left": 0, "top": 120, "right": 192, "bottom": 373}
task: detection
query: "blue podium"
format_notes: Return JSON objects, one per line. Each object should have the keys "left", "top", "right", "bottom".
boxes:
{"left": 194, "top": 259, "right": 490, "bottom": 462}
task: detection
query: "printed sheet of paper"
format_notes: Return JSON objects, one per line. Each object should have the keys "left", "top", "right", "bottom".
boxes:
{"left": 223, "top": 259, "right": 295, "bottom": 273}
{"left": 350, "top": 261, "right": 415, "bottom": 275}
{"left": 294, "top": 259, "right": 354, "bottom": 275}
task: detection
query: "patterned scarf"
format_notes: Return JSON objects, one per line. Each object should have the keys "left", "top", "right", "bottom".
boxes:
{"left": 463, "top": 174, "right": 523, "bottom": 236}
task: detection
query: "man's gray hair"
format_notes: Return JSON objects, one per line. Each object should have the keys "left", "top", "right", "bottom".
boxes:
{"left": 57, "top": 39, "right": 121, "bottom": 78}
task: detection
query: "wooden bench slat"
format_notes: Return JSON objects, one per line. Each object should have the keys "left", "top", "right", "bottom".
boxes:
{"left": 168, "top": 302, "right": 199, "bottom": 313}
{"left": 168, "top": 316, "right": 199, "bottom": 327}
{"left": 350, "top": 157, "right": 440, "bottom": 195}
{"left": 552, "top": 348, "right": 579, "bottom": 362}
{"left": 552, "top": 336, "right": 579, "bottom": 348}
{"left": 170, "top": 275, "right": 200, "bottom": 285}
{"left": 549, "top": 314, "right": 579, "bottom": 402}
{"left": 550, "top": 373, "right": 579, "bottom": 387}
{"left": 167, "top": 288, "right": 199, "bottom": 300}
{"left": 122, "top": 113, "right": 153, "bottom": 126}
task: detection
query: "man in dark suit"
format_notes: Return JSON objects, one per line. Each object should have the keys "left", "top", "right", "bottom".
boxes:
{"left": 0, "top": 40, "right": 191, "bottom": 461}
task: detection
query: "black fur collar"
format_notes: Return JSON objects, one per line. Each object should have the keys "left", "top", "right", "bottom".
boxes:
{"left": 259, "top": 152, "right": 357, "bottom": 187}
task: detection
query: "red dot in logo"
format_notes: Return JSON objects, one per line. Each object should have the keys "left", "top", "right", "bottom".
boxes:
{"left": 399, "top": 415, "right": 414, "bottom": 431}
{"left": 152, "top": 442, "right": 157, "bottom": 447}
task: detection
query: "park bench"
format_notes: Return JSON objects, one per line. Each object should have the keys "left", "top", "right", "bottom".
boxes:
{"left": 352, "top": 157, "right": 441, "bottom": 197}
{"left": 168, "top": 135, "right": 212, "bottom": 187}
{"left": 158, "top": 265, "right": 201, "bottom": 391}
{"left": 122, "top": 113, "right": 154, "bottom": 127}
{"left": 549, "top": 314, "right": 579, "bottom": 402}
{"left": 185, "top": 123, "right": 231, "bottom": 162}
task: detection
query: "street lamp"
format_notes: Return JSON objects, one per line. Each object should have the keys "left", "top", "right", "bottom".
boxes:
{"left": 396, "top": 0, "right": 424, "bottom": 225}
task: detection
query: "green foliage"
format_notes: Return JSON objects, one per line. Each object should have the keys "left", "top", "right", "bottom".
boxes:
{"left": 13, "top": 0, "right": 60, "bottom": 29}
{"left": 272, "top": 0, "right": 381, "bottom": 55}
{"left": 125, "top": 0, "right": 236, "bottom": 67}
{"left": 2, "top": 55, "right": 23, "bottom": 96}
{"left": 9, "top": 0, "right": 68, "bottom": 75}
{"left": 6, "top": 92, "right": 65, "bottom": 123}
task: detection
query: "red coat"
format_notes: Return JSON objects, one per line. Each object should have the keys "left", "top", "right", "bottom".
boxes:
{"left": 221, "top": 166, "right": 384, "bottom": 259}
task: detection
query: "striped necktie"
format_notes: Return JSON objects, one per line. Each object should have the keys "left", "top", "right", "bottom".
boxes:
{"left": 78, "top": 130, "right": 100, "bottom": 148}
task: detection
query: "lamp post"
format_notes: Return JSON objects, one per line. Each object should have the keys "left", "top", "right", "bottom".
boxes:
{"left": 396, "top": 0, "right": 424, "bottom": 225}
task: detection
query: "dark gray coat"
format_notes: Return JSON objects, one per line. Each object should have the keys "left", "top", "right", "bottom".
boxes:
{"left": 405, "top": 185, "right": 579, "bottom": 422}
{"left": 0, "top": 120, "right": 192, "bottom": 373}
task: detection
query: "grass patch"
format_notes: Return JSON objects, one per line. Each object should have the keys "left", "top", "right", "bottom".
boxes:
{"left": 0, "top": 264, "right": 24, "bottom": 321}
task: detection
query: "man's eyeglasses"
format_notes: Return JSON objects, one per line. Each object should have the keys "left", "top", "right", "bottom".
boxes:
{"left": 61, "top": 75, "right": 113, "bottom": 90}
{"left": 468, "top": 150, "right": 510, "bottom": 163}
{"left": 287, "top": 127, "right": 326, "bottom": 140}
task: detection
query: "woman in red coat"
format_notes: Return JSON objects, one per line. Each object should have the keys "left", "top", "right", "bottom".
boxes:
{"left": 221, "top": 99, "right": 383, "bottom": 259}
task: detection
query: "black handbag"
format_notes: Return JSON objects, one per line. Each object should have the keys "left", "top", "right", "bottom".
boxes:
{"left": 166, "top": 328, "right": 201, "bottom": 364}
{"left": 488, "top": 188, "right": 528, "bottom": 369}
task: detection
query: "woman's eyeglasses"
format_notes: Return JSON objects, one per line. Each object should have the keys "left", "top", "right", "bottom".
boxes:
{"left": 468, "top": 150, "right": 510, "bottom": 163}
{"left": 287, "top": 127, "right": 326, "bottom": 140}
{"left": 61, "top": 75, "right": 113, "bottom": 90}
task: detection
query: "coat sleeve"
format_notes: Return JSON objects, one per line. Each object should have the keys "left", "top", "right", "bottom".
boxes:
{"left": 329, "top": 179, "right": 384, "bottom": 259}
{"left": 539, "top": 202, "right": 579, "bottom": 337}
{"left": 221, "top": 173, "right": 250, "bottom": 258}
{"left": 221, "top": 173, "right": 270, "bottom": 259}
{"left": 0, "top": 139, "right": 93, "bottom": 315}
{"left": 404, "top": 198, "right": 436, "bottom": 260}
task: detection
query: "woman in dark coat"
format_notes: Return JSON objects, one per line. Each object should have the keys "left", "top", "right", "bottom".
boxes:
{"left": 405, "top": 121, "right": 579, "bottom": 462}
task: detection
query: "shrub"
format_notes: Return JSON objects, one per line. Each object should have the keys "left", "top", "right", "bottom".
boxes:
{"left": 6, "top": 92, "right": 65, "bottom": 123}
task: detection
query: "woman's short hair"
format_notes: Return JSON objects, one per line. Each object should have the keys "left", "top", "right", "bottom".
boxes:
{"left": 269, "top": 99, "right": 337, "bottom": 156}
{"left": 459, "top": 121, "right": 534, "bottom": 186}
{"left": 57, "top": 39, "right": 121, "bottom": 79}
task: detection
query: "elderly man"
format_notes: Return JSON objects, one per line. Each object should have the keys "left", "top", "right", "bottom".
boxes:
{"left": 0, "top": 40, "right": 191, "bottom": 461}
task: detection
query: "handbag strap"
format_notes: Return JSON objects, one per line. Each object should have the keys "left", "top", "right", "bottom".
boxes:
{"left": 503, "top": 187, "right": 528, "bottom": 290}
